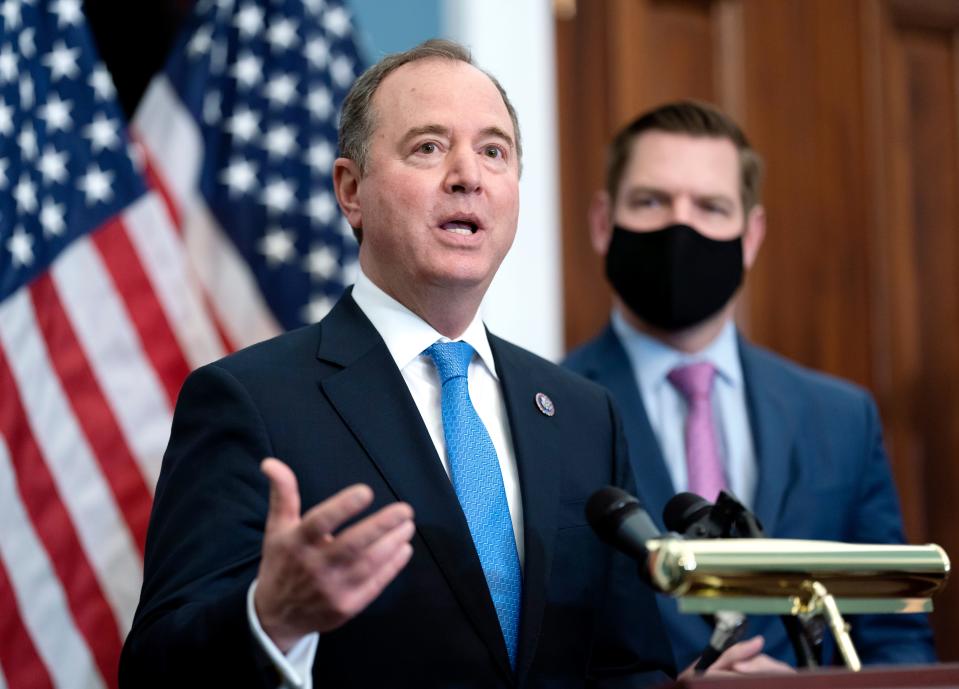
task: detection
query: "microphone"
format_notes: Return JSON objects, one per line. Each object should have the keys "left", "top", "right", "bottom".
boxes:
{"left": 663, "top": 492, "right": 716, "bottom": 536}
{"left": 664, "top": 491, "right": 764, "bottom": 539}
{"left": 664, "top": 492, "right": 748, "bottom": 670}
{"left": 585, "top": 486, "right": 662, "bottom": 564}
{"left": 586, "top": 488, "right": 750, "bottom": 671}
{"left": 663, "top": 491, "right": 823, "bottom": 668}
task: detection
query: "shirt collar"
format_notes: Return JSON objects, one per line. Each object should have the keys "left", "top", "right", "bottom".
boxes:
{"left": 610, "top": 308, "right": 743, "bottom": 389}
{"left": 351, "top": 268, "right": 499, "bottom": 378}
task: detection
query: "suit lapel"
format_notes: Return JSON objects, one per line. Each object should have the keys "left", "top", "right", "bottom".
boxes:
{"left": 489, "top": 336, "right": 562, "bottom": 687}
{"left": 317, "top": 295, "right": 513, "bottom": 682}
{"left": 740, "top": 338, "right": 797, "bottom": 536}
{"left": 582, "top": 327, "right": 676, "bottom": 530}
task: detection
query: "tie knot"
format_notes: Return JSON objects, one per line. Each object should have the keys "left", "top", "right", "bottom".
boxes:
{"left": 427, "top": 340, "right": 475, "bottom": 383}
{"left": 667, "top": 361, "right": 716, "bottom": 401}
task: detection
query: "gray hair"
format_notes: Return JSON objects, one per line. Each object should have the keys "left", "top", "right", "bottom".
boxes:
{"left": 338, "top": 38, "right": 523, "bottom": 175}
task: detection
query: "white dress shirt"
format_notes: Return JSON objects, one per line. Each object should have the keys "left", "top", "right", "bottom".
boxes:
{"left": 248, "top": 269, "right": 525, "bottom": 688}
{"left": 610, "top": 309, "right": 758, "bottom": 507}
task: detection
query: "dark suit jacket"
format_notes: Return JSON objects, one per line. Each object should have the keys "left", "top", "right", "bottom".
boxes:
{"left": 564, "top": 324, "right": 936, "bottom": 669}
{"left": 119, "top": 294, "right": 675, "bottom": 688}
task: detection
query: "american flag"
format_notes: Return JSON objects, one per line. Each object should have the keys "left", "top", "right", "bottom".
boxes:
{"left": 0, "top": 0, "right": 362, "bottom": 686}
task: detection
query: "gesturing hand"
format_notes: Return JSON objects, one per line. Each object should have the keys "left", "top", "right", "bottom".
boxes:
{"left": 253, "top": 458, "right": 416, "bottom": 652}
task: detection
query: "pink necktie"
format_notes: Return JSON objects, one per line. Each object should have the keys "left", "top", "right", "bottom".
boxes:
{"left": 667, "top": 362, "right": 727, "bottom": 502}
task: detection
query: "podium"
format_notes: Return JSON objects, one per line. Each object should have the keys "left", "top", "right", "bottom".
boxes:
{"left": 667, "top": 664, "right": 959, "bottom": 689}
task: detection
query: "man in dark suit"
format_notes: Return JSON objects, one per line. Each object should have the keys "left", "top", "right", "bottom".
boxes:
{"left": 121, "top": 40, "right": 690, "bottom": 688}
{"left": 564, "top": 101, "right": 937, "bottom": 669}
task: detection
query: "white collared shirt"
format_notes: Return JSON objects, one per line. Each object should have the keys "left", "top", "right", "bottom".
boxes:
{"left": 249, "top": 269, "right": 524, "bottom": 688}
{"left": 611, "top": 309, "right": 757, "bottom": 507}
{"left": 350, "top": 269, "right": 525, "bottom": 559}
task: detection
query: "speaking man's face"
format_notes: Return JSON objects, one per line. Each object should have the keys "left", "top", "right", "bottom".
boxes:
{"left": 343, "top": 58, "right": 520, "bottom": 306}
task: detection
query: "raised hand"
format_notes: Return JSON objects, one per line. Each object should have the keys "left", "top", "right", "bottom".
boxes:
{"left": 253, "top": 458, "right": 416, "bottom": 651}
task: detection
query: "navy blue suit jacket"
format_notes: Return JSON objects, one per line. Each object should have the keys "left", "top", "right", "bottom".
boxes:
{"left": 119, "top": 294, "right": 675, "bottom": 688}
{"left": 564, "top": 324, "right": 936, "bottom": 669}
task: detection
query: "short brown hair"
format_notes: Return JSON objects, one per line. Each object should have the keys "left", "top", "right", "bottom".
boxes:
{"left": 605, "top": 100, "right": 764, "bottom": 213}
{"left": 338, "top": 39, "right": 523, "bottom": 175}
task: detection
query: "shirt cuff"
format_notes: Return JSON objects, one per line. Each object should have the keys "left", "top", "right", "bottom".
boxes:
{"left": 247, "top": 579, "right": 319, "bottom": 689}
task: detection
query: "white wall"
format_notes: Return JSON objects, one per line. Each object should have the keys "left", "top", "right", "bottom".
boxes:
{"left": 443, "top": 0, "right": 563, "bottom": 361}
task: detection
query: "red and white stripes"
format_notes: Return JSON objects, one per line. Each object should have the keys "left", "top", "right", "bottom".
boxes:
{"left": 135, "top": 76, "right": 282, "bottom": 351}
{"left": 0, "top": 75, "right": 281, "bottom": 689}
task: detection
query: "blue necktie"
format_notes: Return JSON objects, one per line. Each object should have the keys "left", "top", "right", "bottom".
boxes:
{"left": 427, "top": 341, "right": 521, "bottom": 668}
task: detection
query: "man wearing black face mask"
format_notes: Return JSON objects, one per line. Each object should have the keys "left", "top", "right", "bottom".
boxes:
{"left": 564, "top": 101, "right": 936, "bottom": 669}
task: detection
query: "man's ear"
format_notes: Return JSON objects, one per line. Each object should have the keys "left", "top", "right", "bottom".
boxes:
{"left": 333, "top": 157, "right": 363, "bottom": 230}
{"left": 588, "top": 190, "right": 614, "bottom": 256}
{"left": 742, "top": 204, "right": 766, "bottom": 270}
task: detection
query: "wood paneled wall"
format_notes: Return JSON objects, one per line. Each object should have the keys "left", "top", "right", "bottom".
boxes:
{"left": 556, "top": 0, "right": 959, "bottom": 660}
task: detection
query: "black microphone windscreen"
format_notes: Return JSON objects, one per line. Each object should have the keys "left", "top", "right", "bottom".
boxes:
{"left": 585, "top": 486, "right": 639, "bottom": 542}
{"left": 663, "top": 491, "right": 712, "bottom": 533}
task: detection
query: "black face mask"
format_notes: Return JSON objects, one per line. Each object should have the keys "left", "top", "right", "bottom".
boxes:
{"left": 605, "top": 223, "right": 744, "bottom": 331}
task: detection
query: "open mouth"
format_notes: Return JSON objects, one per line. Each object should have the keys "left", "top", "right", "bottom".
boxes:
{"left": 440, "top": 218, "right": 480, "bottom": 236}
